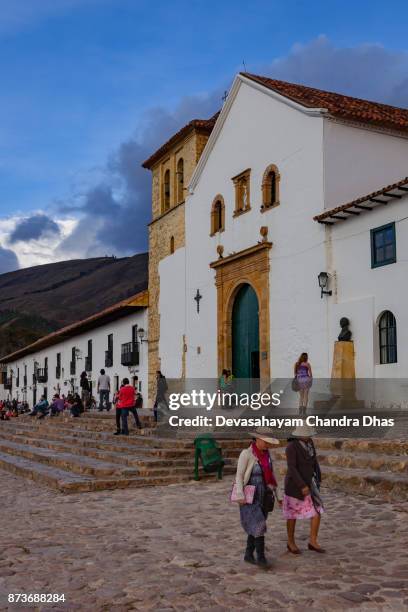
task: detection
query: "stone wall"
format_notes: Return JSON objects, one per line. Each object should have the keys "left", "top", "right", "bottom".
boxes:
{"left": 147, "top": 129, "right": 211, "bottom": 400}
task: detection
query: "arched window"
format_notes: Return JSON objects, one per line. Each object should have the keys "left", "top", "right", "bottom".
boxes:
{"left": 379, "top": 310, "right": 397, "bottom": 364}
{"left": 176, "top": 158, "right": 184, "bottom": 203}
{"left": 261, "top": 164, "right": 280, "bottom": 210}
{"left": 163, "top": 169, "right": 170, "bottom": 212}
{"left": 210, "top": 195, "right": 225, "bottom": 235}
{"left": 170, "top": 235, "right": 175, "bottom": 254}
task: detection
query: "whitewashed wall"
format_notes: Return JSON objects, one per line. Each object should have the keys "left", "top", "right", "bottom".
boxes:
{"left": 327, "top": 193, "right": 408, "bottom": 378}
{"left": 158, "top": 247, "right": 186, "bottom": 378}
{"left": 160, "top": 78, "right": 330, "bottom": 379}
{"left": 323, "top": 121, "right": 408, "bottom": 209}
{"left": 158, "top": 77, "right": 408, "bottom": 381}
{"left": 0, "top": 309, "right": 148, "bottom": 405}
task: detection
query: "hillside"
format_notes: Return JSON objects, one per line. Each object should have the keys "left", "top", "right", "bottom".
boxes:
{"left": 0, "top": 252, "right": 148, "bottom": 358}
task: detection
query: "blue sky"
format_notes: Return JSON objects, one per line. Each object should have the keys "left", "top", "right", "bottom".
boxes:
{"left": 1, "top": 0, "right": 408, "bottom": 271}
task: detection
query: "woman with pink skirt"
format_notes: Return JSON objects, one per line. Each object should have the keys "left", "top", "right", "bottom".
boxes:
{"left": 283, "top": 424, "right": 325, "bottom": 554}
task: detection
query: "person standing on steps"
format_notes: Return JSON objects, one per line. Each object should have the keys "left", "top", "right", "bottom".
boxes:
{"left": 153, "top": 370, "right": 168, "bottom": 422}
{"left": 234, "top": 430, "right": 281, "bottom": 568}
{"left": 294, "top": 352, "right": 313, "bottom": 416}
{"left": 114, "top": 378, "right": 141, "bottom": 436}
{"left": 283, "top": 424, "right": 325, "bottom": 555}
{"left": 97, "top": 369, "right": 111, "bottom": 411}
{"left": 80, "top": 371, "right": 90, "bottom": 411}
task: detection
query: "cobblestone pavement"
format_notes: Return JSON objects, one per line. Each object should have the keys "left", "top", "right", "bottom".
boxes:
{"left": 0, "top": 473, "right": 407, "bottom": 611}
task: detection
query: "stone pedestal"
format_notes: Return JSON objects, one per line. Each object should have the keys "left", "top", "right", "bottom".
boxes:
{"left": 331, "top": 341, "right": 355, "bottom": 379}
{"left": 329, "top": 341, "right": 363, "bottom": 410}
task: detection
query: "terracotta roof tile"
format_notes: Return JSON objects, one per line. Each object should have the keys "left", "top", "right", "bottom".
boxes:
{"left": 242, "top": 73, "right": 408, "bottom": 134}
{"left": 142, "top": 113, "right": 220, "bottom": 169}
{"left": 314, "top": 177, "right": 408, "bottom": 224}
{"left": 1, "top": 290, "right": 149, "bottom": 363}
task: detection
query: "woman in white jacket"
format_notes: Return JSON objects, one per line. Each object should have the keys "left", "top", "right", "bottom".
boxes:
{"left": 235, "top": 431, "right": 280, "bottom": 568}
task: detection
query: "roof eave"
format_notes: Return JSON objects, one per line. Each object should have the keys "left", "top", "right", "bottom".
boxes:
{"left": 0, "top": 289, "right": 149, "bottom": 364}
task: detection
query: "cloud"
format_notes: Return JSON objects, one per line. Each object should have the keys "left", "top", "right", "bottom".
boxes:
{"left": 57, "top": 91, "right": 222, "bottom": 256}
{"left": 9, "top": 214, "right": 61, "bottom": 244}
{"left": 266, "top": 36, "right": 408, "bottom": 107}
{"left": 0, "top": 245, "right": 19, "bottom": 273}
{"left": 4, "top": 36, "right": 408, "bottom": 267}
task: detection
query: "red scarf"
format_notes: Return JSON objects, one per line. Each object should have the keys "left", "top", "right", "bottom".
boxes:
{"left": 251, "top": 441, "right": 277, "bottom": 487}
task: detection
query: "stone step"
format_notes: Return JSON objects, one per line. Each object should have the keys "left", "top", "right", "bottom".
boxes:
{"left": 0, "top": 439, "right": 145, "bottom": 479}
{"left": 1, "top": 422, "right": 244, "bottom": 452}
{"left": 271, "top": 461, "right": 408, "bottom": 501}
{"left": 0, "top": 451, "right": 201, "bottom": 492}
{"left": 2, "top": 422, "right": 192, "bottom": 449}
{"left": 312, "top": 437, "right": 408, "bottom": 456}
{"left": 273, "top": 447, "right": 408, "bottom": 474}
{"left": 0, "top": 430, "right": 237, "bottom": 471}
{"left": 0, "top": 428, "right": 200, "bottom": 459}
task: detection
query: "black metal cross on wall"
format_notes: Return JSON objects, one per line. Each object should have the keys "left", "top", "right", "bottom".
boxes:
{"left": 194, "top": 289, "right": 202, "bottom": 313}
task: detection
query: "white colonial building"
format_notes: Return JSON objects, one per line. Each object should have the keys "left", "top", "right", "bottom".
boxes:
{"left": 149, "top": 72, "right": 408, "bottom": 382}
{"left": 0, "top": 291, "right": 148, "bottom": 405}
{"left": 3, "top": 72, "right": 408, "bottom": 403}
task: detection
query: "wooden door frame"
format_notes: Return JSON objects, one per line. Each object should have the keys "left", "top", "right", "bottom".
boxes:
{"left": 210, "top": 242, "right": 271, "bottom": 384}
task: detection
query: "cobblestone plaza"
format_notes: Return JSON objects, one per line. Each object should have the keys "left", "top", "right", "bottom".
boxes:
{"left": 1, "top": 472, "right": 407, "bottom": 610}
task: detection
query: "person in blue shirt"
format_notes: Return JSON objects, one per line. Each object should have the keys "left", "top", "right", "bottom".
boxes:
{"left": 29, "top": 396, "right": 49, "bottom": 419}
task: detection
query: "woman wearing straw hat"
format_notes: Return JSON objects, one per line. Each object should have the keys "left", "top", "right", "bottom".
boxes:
{"left": 283, "top": 424, "right": 325, "bottom": 554}
{"left": 234, "top": 430, "right": 281, "bottom": 568}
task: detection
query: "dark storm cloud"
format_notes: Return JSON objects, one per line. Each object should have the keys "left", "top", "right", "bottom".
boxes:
{"left": 9, "top": 213, "right": 60, "bottom": 243}
{"left": 60, "top": 37, "right": 408, "bottom": 257}
{"left": 58, "top": 91, "right": 222, "bottom": 255}
{"left": 0, "top": 245, "right": 19, "bottom": 273}
{"left": 266, "top": 36, "right": 408, "bottom": 107}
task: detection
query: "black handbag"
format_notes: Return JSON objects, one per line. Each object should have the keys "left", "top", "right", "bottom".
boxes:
{"left": 291, "top": 377, "right": 300, "bottom": 392}
{"left": 263, "top": 487, "right": 275, "bottom": 513}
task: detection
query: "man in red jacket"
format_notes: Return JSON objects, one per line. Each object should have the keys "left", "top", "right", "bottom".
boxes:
{"left": 114, "top": 378, "right": 141, "bottom": 435}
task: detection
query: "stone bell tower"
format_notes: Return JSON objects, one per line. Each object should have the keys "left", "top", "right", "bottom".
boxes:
{"left": 142, "top": 113, "right": 218, "bottom": 401}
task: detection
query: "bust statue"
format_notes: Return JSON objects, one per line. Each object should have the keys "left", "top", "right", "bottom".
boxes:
{"left": 338, "top": 317, "right": 352, "bottom": 342}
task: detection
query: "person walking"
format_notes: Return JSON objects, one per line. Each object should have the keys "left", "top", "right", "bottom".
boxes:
{"left": 234, "top": 430, "right": 280, "bottom": 568}
{"left": 294, "top": 352, "right": 313, "bottom": 416}
{"left": 80, "top": 371, "right": 90, "bottom": 411}
{"left": 283, "top": 424, "right": 325, "bottom": 554}
{"left": 153, "top": 370, "right": 168, "bottom": 422}
{"left": 114, "top": 378, "right": 141, "bottom": 435}
{"left": 97, "top": 369, "right": 111, "bottom": 411}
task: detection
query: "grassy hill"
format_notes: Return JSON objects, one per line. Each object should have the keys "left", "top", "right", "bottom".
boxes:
{"left": 0, "top": 252, "right": 148, "bottom": 358}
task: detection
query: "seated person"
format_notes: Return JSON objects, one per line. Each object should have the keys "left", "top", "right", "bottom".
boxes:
{"left": 70, "top": 394, "right": 84, "bottom": 418}
{"left": 50, "top": 394, "right": 65, "bottom": 416}
{"left": 30, "top": 396, "right": 49, "bottom": 418}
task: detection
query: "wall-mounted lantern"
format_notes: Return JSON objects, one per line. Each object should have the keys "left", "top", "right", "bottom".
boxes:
{"left": 318, "top": 272, "right": 332, "bottom": 298}
{"left": 138, "top": 328, "right": 148, "bottom": 344}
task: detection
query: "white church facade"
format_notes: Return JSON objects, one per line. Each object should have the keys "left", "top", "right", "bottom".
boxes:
{"left": 153, "top": 73, "right": 408, "bottom": 383}
{"left": 2, "top": 72, "right": 408, "bottom": 406}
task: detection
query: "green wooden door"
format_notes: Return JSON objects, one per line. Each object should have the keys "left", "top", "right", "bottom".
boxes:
{"left": 232, "top": 284, "right": 260, "bottom": 379}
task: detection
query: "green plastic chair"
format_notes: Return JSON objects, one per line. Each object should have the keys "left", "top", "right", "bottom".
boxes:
{"left": 194, "top": 434, "right": 224, "bottom": 481}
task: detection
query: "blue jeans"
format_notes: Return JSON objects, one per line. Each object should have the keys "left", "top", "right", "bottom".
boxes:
{"left": 99, "top": 390, "right": 110, "bottom": 410}
{"left": 120, "top": 408, "right": 129, "bottom": 434}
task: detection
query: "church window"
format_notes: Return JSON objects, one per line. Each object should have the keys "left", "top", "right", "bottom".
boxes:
{"left": 163, "top": 169, "right": 170, "bottom": 212}
{"left": 261, "top": 164, "right": 280, "bottom": 210}
{"left": 170, "top": 235, "right": 175, "bottom": 254}
{"left": 210, "top": 195, "right": 225, "bottom": 235}
{"left": 371, "top": 222, "right": 396, "bottom": 268}
{"left": 378, "top": 310, "right": 397, "bottom": 364}
{"left": 176, "top": 158, "right": 184, "bottom": 203}
{"left": 232, "top": 169, "right": 251, "bottom": 216}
